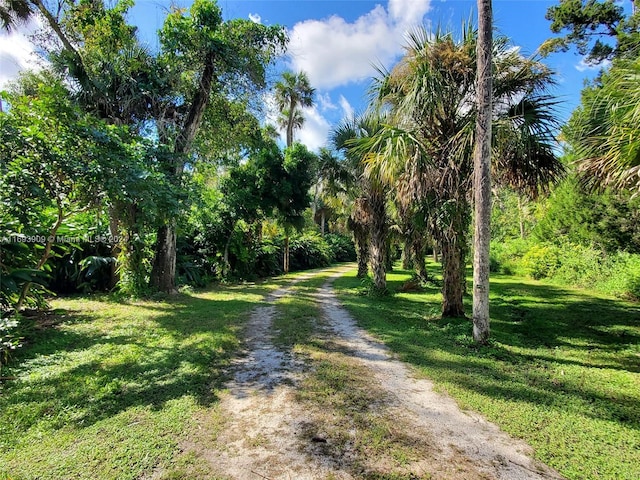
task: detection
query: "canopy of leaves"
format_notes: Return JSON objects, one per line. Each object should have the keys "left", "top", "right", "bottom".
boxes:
{"left": 542, "top": 0, "right": 640, "bottom": 63}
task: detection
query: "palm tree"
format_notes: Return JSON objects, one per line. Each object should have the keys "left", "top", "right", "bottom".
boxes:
{"left": 566, "top": 56, "right": 640, "bottom": 194}
{"left": 472, "top": 0, "right": 493, "bottom": 343}
{"left": 333, "top": 114, "right": 390, "bottom": 291}
{"left": 312, "top": 147, "right": 352, "bottom": 234}
{"left": 367, "top": 24, "right": 564, "bottom": 316}
{"left": 274, "top": 71, "right": 315, "bottom": 147}
{"left": 273, "top": 70, "right": 315, "bottom": 273}
{"left": 1, "top": 0, "right": 33, "bottom": 33}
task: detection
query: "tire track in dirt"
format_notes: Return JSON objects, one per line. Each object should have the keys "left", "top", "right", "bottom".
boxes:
{"left": 195, "top": 266, "right": 356, "bottom": 480}
{"left": 180, "top": 265, "right": 563, "bottom": 479}
{"left": 314, "top": 270, "right": 565, "bottom": 480}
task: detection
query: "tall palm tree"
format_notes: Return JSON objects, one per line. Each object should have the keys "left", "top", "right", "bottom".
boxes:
{"left": 274, "top": 70, "right": 315, "bottom": 273}
{"left": 274, "top": 71, "right": 315, "bottom": 147}
{"left": 472, "top": 0, "right": 493, "bottom": 343}
{"left": 367, "top": 23, "right": 564, "bottom": 316}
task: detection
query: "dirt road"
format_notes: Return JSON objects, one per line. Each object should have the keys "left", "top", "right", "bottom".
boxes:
{"left": 184, "top": 265, "right": 563, "bottom": 479}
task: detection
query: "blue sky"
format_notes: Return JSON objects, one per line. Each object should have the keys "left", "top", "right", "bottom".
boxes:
{"left": 1, "top": 0, "right": 626, "bottom": 150}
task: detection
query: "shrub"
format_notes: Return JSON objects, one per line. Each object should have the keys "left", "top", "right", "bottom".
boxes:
{"left": 521, "top": 244, "right": 560, "bottom": 280}
{"left": 490, "top": 238, "right": 531, "bottom": 275}
{"left": 324, "top": 233, "right": 356, "bottom": 263}
{"left": 494, "top": 239, "right": 640, "bottom": 301}
{"left": 254, "top": 238, "right": 283, "bottom": 278}
{"left": 289, "top": 233, "right": 332, "bottom": 271}
{"left": 598, "top": 252, "right": 640, "bottom": 300}
{"left": 552, "top": 243, "right": 605, "bottom": 287}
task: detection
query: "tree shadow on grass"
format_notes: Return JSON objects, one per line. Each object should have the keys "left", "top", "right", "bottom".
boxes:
{"left": 1, "top": 292, "right": 263, "bottom": 433}
{"left": 488, "top": 278, "right": 640, "bottom": 357}
{"left": 334, "top": 270, "right": 640, "bottom": 434}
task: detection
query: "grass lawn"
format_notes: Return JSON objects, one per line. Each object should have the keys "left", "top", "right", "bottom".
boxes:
{"left": 333, "top": 262, "right": 640, "bottom": 480}
{"left": 0, "top": 278, "right": 288, "bottom": 480}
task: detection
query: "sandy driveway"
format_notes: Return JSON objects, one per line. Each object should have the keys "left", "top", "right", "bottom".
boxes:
{"left": 188, "top": 265, "right": 563, "bottom": 479}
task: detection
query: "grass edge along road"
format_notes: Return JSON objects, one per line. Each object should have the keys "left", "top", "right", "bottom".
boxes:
{"left": 1, "top": 263, "right": 639, "bottom": 479}
{"left": 333, "top": 263, "right": 640, "bottom": 480}
{"left": 0, "top": 274, "right": 299, "bottom": 480}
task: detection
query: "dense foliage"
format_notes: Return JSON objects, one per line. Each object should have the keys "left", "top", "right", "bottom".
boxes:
{"left": 1, "top": 0, "right": 639, "bottom": 355}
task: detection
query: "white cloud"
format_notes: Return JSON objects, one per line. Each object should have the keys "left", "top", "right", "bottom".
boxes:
{"left": 338, "top": 95, "right": 354, "bottom": 119}
{"left": 0, "top": 19, "right": 43, "bottom": 90}
{"left": 297, "top": 105, "right": 331, "bottom": 152}
{"left": 287, "top": 0, "right": 431, "bottom": 90}
{"left": 575, "top": 58, "right": 610, "bottom": 72}
{"left": 317, "top": 92, "right": 337, "bottom": 112}
{"left": 248, "top": 13, "right": 261, "bottom": 24}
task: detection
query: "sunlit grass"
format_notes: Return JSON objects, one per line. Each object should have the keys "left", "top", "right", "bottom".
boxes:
{"left": 334, "top": 262, "right": 640, "bottom": 480}
{"left": 0, "top": 282, "right": 278, "bottom": 480}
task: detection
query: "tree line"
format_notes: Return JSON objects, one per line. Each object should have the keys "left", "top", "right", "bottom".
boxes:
{"left": 1, "top": 0, "right": 639, "bottom": 349}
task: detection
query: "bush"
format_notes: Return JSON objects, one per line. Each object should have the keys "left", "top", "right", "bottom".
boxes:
{"left": 552, "top": 243, "right": 605, "bottom": 287}
{"left": 493, "top": 239, "right": 640, "bottom": 301}
{"left": 289, "top": 233, "right": 332, "bottom": 271}
{"left": 490, "top": 238, "right": 531, "bottom": 275}
{"left": 521, "top": 244, "right": 560, "bottom": 280}
{"left": 254, "top": 238, "right": 283, "bottom": 278}
{"left": 598, "top": 252, "right": 640, "bottom": 300}
{"left": 324, "top": 233, "right": 356, "bottom": 263}
{"left": 1, "top": 315, "right": 21, "bottom": 368}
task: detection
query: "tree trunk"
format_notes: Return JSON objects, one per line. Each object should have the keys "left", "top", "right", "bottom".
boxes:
{"left": 517, "top": 195, "right": 525, "bottom": 239}
{"left": 284, "top": 234, "right": 290, "bottom": 273}
{"left": 369, "top": 188, "right": 387, "bottom": 292}
{"left": 402, "top": 239, "right": 413, "bottom": 270}
{"left": 472, "top": 0, "right": 493, "bottom": 344}
{"left": 286, "top": 98, "right": 295, "bottom": 147}
{"left": 151, "top": 52, "right": 217, "bottom": 293}
{"left": 223, "top": 220, "right": 237, "bottom": 278}
{"left": 108, "top": 204, "right": 121, "bottom": 289}
{"left": 320, "top": 210, "right": 326, "bottom": 236}
{"left": 353, "top": 228, "right": 369, "bottom": 278}
{"left": 150, "top": 222, "right": 177, "bottom": 293}
{"left": 411, "top": 235, "right": 428, "bottom": 282}
{"left": 441, "top": 231, "right": 466, "bottom": 317}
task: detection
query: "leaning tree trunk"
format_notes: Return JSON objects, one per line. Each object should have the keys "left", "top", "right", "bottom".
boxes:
{"left": 369, "top": 188, "right": 387, "bottom": 292}
{"left": 472, "top": 0, "right": 493, "bottom": 344}
{"left": 151, "top": 51, "right": 217, "bottom": 293}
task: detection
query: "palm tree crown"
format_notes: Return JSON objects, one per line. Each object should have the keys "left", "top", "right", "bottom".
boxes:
{"left": 274, "top": 71, "right": 315, "bottom": 147}
{"left": 365, "top": 23, "right": 564, "bottom": 316}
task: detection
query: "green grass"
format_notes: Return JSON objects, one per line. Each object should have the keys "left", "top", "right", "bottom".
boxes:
{"left": 0, "top": 279, "right": 285, "bottom": 480}
{"left": 334, "top": 263, "right": 640, "bottom": 480}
